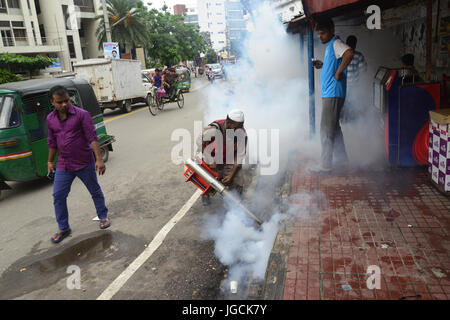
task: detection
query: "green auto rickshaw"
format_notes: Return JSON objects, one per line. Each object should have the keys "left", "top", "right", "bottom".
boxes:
{"left": 175, "top": 68, "right": 191, "bottom": 92}
{"left": 0, "top": 78, "right": 115, "bottom": 198}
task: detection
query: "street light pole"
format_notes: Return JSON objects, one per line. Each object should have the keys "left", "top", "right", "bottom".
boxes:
{"left": 102, "top": 0, "right": 112, "bottom": 42}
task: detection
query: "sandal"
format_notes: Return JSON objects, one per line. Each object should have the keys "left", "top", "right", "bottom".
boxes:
{"left": 50, "top": 228, "right": 71, "bottom": 244}
{"left": 99, "top": 218, "right": 111, "bottom": 230}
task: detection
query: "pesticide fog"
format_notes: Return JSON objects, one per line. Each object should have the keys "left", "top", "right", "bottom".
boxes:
{"left": 196, "top": 2, "right": 386, "bottom": 295}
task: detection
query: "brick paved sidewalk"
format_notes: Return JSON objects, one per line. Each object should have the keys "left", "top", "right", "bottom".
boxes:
{"left": 282, "top": 159, "right": 450, "bottom": 300}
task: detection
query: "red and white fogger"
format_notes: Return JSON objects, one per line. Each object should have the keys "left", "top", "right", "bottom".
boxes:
{"left": 184, "top": 159, "right": 263, "bottom": 225}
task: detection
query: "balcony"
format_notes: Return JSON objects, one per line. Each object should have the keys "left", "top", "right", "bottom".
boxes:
{"left": 0, "top": 36, "right": 62, "bottom": 54}
{"left": 74, "top": 0, "right": 95, "bottom": 13}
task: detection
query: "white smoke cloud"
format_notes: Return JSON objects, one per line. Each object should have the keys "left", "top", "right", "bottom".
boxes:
{"left": 197, "top": 2, "right": 316, "bottom": 295}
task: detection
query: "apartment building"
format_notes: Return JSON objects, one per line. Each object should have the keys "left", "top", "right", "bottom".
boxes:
{"left": 174, "top": 4, "right": 187, "bottom": 16}
{"left": 0, "top": 0, "right": 104, "bottom": 73}
{"left": 184, "top": 6, "right": 199, "bottom": 26}
{"left": 225, "top": 0, "right": 246, "bottom": 56}
{"left": 272, "top": 0, "right": 303, "bottom": 23}
{"left": 198, "top": 0, "right": 227, "bottom": 53}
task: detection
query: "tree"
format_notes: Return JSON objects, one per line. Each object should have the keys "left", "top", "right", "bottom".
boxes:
{"left": 0, "top": 69, "right": 21, "bottom": 84}
{"left": 145, "top": 8, "right": 205, "bottom": 67}
{"left": 204, "top": 48, "right": 218, "bottom": 64}
{"left": 0, "top": 53, "right": 56, "bottom": 79}
{"left": 95, "top": 0, "right": 149, "bottom": 53}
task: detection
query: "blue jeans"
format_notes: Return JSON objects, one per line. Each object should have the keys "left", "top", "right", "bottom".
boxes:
{"left": 53, "top": 162, "right": 108, "bottom": 230}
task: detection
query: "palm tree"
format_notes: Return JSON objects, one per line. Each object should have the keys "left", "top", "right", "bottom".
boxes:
{"left": 95, "top": 0, "right": 149, "bottom": 53}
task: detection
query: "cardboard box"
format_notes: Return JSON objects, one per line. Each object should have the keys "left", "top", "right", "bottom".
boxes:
{"left": 429, "top": 122, "right": 450, "bottom": 193}
{"left": 430, "top": 109, "right": 450, "bottom": 125}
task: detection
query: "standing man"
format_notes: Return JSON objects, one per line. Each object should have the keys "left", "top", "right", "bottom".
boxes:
{"left": 310, "top": 18, "right": 354, "bottom": 173}
{"left": 47, "top": 86, "right": 110, "bottom": 243}
{"left": 341, "top": 35, "right": 367, "bottom": 123}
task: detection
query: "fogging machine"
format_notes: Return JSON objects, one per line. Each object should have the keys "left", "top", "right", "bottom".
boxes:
{"left": 184, "top": 159, "right": 263, "bottom": 225}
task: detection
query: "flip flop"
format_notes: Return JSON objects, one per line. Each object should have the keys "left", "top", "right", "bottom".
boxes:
{"left": 50, "top": 228, "right": 71, "bottom": 244}
{"left": 99, "top": 218, "right": 111, "bottom": 230}
{"left": 308, "top": 166, "right": 332, "bottom": 174}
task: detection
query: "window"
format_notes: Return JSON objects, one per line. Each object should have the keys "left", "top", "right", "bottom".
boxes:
{"left": 34, "top": 0, "right": 40, "bottom": 14}
{"left": 7, "top": 0, "right": 20, "bottom": 8}
{"left": 31, "top": 21, "right": 36, "bottom": 42}
{"left": 22, "top": 93, "right": 51, "bottom": 141}
{"left": 227, "top": 11, "right": 243, "bottom": 19}
{"left": 78, "top": 21, "right": 85, "bottom": 38}
{"left": 68, "top": 90, "right": 82, "bottom": 108}
{"left": 39, "top": 24, "right": 46, "bottom": 42}
{"left": 1, "top": 30, "right": 13, "bottom": 46}
{"left": 0, "top": 0, "right": 6, "bottom": 13}
{"left": 13, "top": 28, "right": 26, "bottom": 40}
{"left": 11, "top": 21, "right": 23, "bottom": 27}
{"left": 0, "top": 96, "right": 20, "bottom": 129}
{"left": 67, "top": 35, "right": 76, "bottom": 58}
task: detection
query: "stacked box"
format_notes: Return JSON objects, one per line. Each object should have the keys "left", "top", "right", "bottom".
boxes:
{"left": 429, "top": 119, "right": 450, "bottom": 192}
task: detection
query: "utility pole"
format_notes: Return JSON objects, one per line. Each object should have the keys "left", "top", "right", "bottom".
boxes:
{"left": 102, "top": 0, "right": 112, "bottom": 42}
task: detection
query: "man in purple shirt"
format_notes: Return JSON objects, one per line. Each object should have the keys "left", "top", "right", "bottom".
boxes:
{"left": 47, "top": 85, "right": 110, "bottom": 243}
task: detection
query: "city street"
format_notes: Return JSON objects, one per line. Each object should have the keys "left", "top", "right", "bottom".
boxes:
{"left": 0, "top": 78, "right": 242, "bottom": 300}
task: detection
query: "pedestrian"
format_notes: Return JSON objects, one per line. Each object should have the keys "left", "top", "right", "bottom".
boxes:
{"left": 47, "top": 85, "right": 110, "bottom": 243}
{"left": 341, "top": 35, "right": 367, "bottom": 123}
{"left": 400, "top": 53, "right": 422, "bottom": 83}
{"left": 196, "top": 109, "right": 248, "bottom": 205}
{"left": 345, "top": 36, "right": 367, "bottom": 85}
{"left": 310, "top": 18, "right": 354, "bottom": 173}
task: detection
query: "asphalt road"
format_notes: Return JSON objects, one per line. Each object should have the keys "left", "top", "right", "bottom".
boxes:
{"left": 0, "top": 78, "right": 241, "bottom": 300}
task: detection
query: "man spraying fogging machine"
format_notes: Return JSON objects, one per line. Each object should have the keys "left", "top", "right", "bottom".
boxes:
{"left": 184, "top": 109, "right": 263, "bottom": 225}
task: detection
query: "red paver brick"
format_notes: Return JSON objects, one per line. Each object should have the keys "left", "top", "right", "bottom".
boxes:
{"left": 431, "top": 293, "right": 447, "bottom": 300}
{"left": 428, "top": 285, "right": 444, "bottom": 293}
{"left": 284, "top": 158, "right": 450, "bottom": 300}
{"left": 283, "top": 286, "right": 295, "bottom": 300}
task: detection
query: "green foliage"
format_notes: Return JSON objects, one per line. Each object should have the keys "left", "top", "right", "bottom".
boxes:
{"left": 95, "top": 0, "right": 149, "bottom": 51}
{"left": 144, "top": 8, "right": 206, "bottom": 67}
{"left": 95, "top": 1, "right": 208, "bottom": 67}
{"left": 204, "top": 48, "right": 218, "bottom": 64}
{"left": 0, "top": 53, "right": 56, "bottom": 78}
{"left": 0, "top": 69, "right": 21, "bottom": 84}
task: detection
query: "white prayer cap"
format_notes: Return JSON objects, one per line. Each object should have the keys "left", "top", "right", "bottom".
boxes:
{"left": 227, "top": 109, "right": 245, "bottom": 123}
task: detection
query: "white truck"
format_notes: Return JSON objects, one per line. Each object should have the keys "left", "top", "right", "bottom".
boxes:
{"left": 73, "top": 58, "right": 153, "bottom": 113}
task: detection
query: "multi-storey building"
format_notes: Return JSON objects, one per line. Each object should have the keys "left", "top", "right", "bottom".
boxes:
{"left": 0, "top": 0, "right": 104, "bottom": 73}
{"left": 272, "top": 0, "right": 303, "bottom": 24}
{"left": 184, "top": 5, "right": 199, "bottom": 26}
{"left": 173, "top": 4, "right": 187, "bottom": 16}
{"left": 225, "top": 0, "right": 246, "bottom": 57}
{"left": 198, "top": 0, "right": 227, "bottom": 53}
